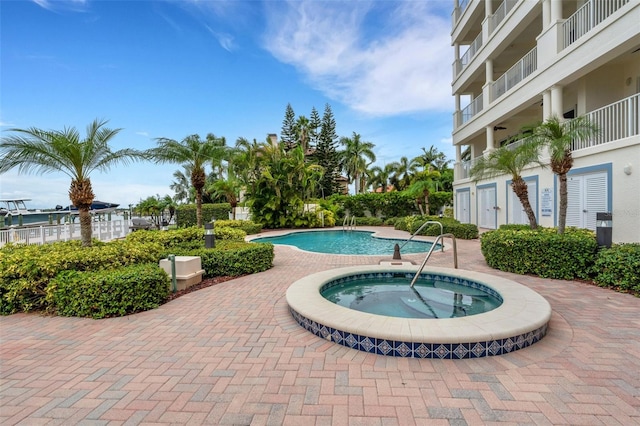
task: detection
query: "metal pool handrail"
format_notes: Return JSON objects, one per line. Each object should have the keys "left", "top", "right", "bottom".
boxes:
{"left": 410, "top": 233, "right": 458, "bottom": 288}
{"left": 400, "top": 221, "right": 444, "bottom": 252}
{"left": 342, "top": 214, "right": 356, "bottom": 231}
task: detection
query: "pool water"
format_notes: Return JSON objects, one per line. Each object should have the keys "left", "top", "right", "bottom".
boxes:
{"left": 252, "top": 230, "right": 435, "bottom": 255}
{"left": 321, "top": 276, "right": 503, "bottom": 319}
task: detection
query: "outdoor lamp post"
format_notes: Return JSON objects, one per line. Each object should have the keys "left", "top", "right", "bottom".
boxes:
{"left": 204, "top": 222, "right": 215, "bottom": 248}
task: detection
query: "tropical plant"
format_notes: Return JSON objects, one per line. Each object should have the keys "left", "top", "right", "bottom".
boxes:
{"left": 280, "top": 103, "right": 297, "bottom": 151}
{"left": 389, "top": 156, "right": 418, "bottom": 191}
{"left": 405, "top": 170, "right": 441, "bottom": 215}
{"left": 339, "top": 132, "right": 376, "bottom": 194}
{"left": 170, "top": 165, "right": 194, "bottom": 204}
{"left": 368, "top": 164, "right": 395, "bottom": 193}
{"left": 414, "top": 145, "right": 451, "bottom": 172}
{"left": 147, "top": 134, "right": 227, "bottom": 227}
{"left": 0, "top": 119, "right": 145, "bottom": 246}
{"left": 136, "top": 194, "right": 175, "bottom": 229}
{"left": 470, "top": 142, "right": 544, "bottom": 229}
{"left": 207, "top": 177, "right": 242, "bottom": 220}
{"left": 531, "top": 115, "right": 599, "bottom": 234}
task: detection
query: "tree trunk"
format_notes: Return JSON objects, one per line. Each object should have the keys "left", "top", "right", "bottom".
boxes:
{"left": 423, "top": 191, "right": 430, "bottom": 216}
{"left": 79, "top": 207, "right": 92, "bottom": 247}
{"left": 511, "top": 178, "right": 537, "bottom": 230}
{"left": 557, "top": 172, "right": 568, "bottom": 234}
{"left": 195, "top": 188, "right": 203, "bottom": 227}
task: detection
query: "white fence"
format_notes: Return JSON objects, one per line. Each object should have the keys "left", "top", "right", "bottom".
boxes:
{"left": 575, "top": 93, "right": 640, "bottom": 150}
{"left": 489, "top": 0, "right": 517, "bottom": 34}
{"left": 491, "top": 47, "right": 537, "bottom": 101}
{"left": 0, "top": 219, "right": 129, "bottom": 247}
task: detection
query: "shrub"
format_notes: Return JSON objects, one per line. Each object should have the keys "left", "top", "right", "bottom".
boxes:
{"left": 351, "top": 216, "right": 384, "bottom": 226}
{"left": 393, "top": 215, "right": 478, "bottom": 239}
{"left": 183, "top": 241, "right": 274, "bottom": 277}
{"left": 593, "top": 243, "right": 640, "bottom": 293}
{"left": 499, "top": 224, "right": 534, "bottom": 231}
{"left": 175, "top": 203, "right": 231, "bottom": 227}
{"left": 214, "top": 220, "right": 262, "bottom": 235}
{"left": 480, "top": 227, "right": 597, "bottom": 279}
{"left": 214, "top": 227, "right": 246, "bottom": 241}
{"left": 0, "top": 240, "right": 164, "bottom": 314}
{"left": 50, "top": 263, "right": 170, "bottom": 319}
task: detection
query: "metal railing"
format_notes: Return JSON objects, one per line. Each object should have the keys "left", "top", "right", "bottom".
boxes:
{"left": 460, "top": 93, "right": 484, "bottom": 125}
{"left": 562, "top": 0, "right": 629, "bottom": 49}
{"left": 453, "top": 32, "right": 483, "bottom": 77}
{"left": 400, "top": 221, "right": 444, "bottom": 252}
{"left": 0, "top": 219, "right": 129, "bottom": 247}
{"left": 489, "top": 0, "right": 517, "bottom": 34}
{"left": 410, "top": 233, "right": 458, "bottom": 287}
{"left": 575, "top": 93, "right": 640, "bottom": 150}
{"left": 452, "top": 0, "right": 471, "bottom": 25}
{"left": 491, "top": 46, "right": 537, "bottom": 101}
{"left": 342, "top": 215, "right": 356, "bottom": 231}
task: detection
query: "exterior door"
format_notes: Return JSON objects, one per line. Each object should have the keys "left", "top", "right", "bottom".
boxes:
{"left": 478, "top": 186, "right": 497, "bottom": 229}
{"left": 566, "top": 171, "right": 608, "bottom": 230}
{"left": 456, "top": 190, "right": 470, "bottom": 224}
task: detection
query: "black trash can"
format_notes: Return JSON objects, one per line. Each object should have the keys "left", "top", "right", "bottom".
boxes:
{"left": 596, "top": 212, "right": 612, "bottom": 248}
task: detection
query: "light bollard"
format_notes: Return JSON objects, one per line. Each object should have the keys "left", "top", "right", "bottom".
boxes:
{"left": 168, "top": 254, "right": 177, "bottom": 293}
{"left": 204, "top": 222, "right": 215, "bottom": 248}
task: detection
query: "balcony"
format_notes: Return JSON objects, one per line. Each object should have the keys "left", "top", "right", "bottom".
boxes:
{"left": 489, "top": 0, "right": 517, "bottom": 34}
{"left": 452, "top": 0, "right": 471, "bottom": 25}
{"left": 562, "top": 0, "right": 629, "bottom": 49}
{"left": 491, "top": 47, "right": 537, "bottom": 101}
{"left": 453, "top": 32, "right": 483, "bottom": 78}
{"left": 575, "top": 93, "right": 640, "bottom": 150}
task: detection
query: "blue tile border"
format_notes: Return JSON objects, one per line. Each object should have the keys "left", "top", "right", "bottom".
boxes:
{"left": 290, "top": 306, "right": 548, "bottom": 359}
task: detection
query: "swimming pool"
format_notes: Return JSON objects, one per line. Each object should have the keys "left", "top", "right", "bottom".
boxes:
{"left": 251, "top": 230, "right": 435, "bottom": 255}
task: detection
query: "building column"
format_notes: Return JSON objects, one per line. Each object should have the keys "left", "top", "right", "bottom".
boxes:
{"left": 551, "top": 85, "right": 564, "bottom": 119}
{"left": 456, "top": 145, "right": 462, "bottom": 163}
{"left": 542, "top": 0, "right": 551, "bottom": 28}
{"left": 550, "top": 0, "right": 562, "bottom": 22}
{"left": 485, "top": 0, "right": 493, "bottom": 16}
{"left": 484, "top": 126, "right": 495, "bottom": 154}
{"left": 483, "top": 59, "right": 494, "bottom": 106}
{"left": 543, "top": 90, "right": 551, "bottom": 120}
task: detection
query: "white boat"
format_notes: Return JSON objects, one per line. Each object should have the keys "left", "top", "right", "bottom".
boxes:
{"left": 1, "top": 199, "right": 119, "bottom": 227}
{"left": 0, "top": 199, "right": 67, "bottom": 226}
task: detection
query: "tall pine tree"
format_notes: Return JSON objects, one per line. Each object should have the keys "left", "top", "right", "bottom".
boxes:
{"left": 309, "top": 107, "right": 321, "bottom": 152}
{"left": 314, "top": 103, "right": 341, "bottom": 197}
{"left": 280, "top": 103, "right": 296, "bottom": 151}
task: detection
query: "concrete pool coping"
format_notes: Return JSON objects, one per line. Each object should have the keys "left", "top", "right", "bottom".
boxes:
{"left": 286, "top": 265, "right": 552, "bottom": 357}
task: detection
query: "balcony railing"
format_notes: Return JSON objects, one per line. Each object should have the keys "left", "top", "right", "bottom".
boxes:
{"left": 452, "top": 0, "right": 471, "bottom": 25}
{"left": 575, "top": 93, "right": 640, "bottom": 150}
{"left": 460, "top": 93, "right": 484, "bottom": 125}
{"left": 562, "top": 0, "right": 629, "bottom": 49}
{"left": 453, "top": 32, "right": 483, "bottom": 78}
{"left": 489, "top": 0, "right": 517, "bottom": 34}
{"left": 491, "top": 47, "right": 537, "bottom": 101}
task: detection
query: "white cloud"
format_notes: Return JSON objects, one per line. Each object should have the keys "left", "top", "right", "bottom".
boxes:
{"left": 262, "top": 1, "right": 453, "bottom": 117}
{"left": 136, "top": 131, "right": 149, "bottom": 137}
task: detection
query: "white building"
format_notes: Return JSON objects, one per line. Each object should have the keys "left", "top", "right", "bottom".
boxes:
{"left": 451, "top": 0, "right": 640, "bottom": 243}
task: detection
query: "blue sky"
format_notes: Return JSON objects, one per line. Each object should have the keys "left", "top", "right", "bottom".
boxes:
{"left": 1, "top": 0, "right": 454, "bottom": 208}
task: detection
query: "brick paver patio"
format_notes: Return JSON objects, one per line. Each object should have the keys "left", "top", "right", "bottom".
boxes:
{"left": 1, "top": 227, "right": 639, "bottom": 425}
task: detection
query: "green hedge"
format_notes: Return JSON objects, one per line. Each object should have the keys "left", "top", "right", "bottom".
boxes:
{"left": 181, "top": 241, "right": 274, "bottom": 277}
{"left": 480, "top": 227, "right": 597, "bottom": 280}
{"left": 214, "top": 220, "right": 262, "bottom": 235}
{"left": 394, "top": 215, "right": 478, "bottom": 240}
{"left": 0, "top": 239, "right": 164, "bottom": 314}
{"left": 349, "top": 216, "right": 384, "bottom": 226}
{"left": 175, "top": 203, "right": 231, "bottom": 227}
{"left": 50, "top": 263, "right": 170, "bottom": 319}
{"left": 593, "top": 243, "right": 640, "bottom": 293}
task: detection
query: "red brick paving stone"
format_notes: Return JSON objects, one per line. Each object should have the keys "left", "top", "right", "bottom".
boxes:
{"left": 2, "top": 227, "right": 640, "bottom": 424}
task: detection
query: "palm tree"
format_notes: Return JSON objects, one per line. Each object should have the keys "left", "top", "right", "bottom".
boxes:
{"left": 405, "top": 169, "right": 441, "bottom": 215}
{"left": 532, "top": 115, "right": 599, "bottom": 234}
{"left": 147, "top": 134, "right": 226, "bottom": 227}
{"left": 414, "top": 145, "right": 450, "bottom": 172}
{"left": 294, "top": 115, "right": 311, "bottom": 153}
{"left": 170, "top": 165, "right": 193, "bottom": 204}
{"left": 339, "top": 132, "right": 376, "bottom": 194}
{"left": 0, "top": 119, "right": 145, "bottom": 246}
{"left": 368, "top": 164, "right": 395, "bottom": 192}
{"left": 470, "top": 142, "right": 544, "bottom": 229}
{"left": 207, "top": 177, "right": 242, "bottom": 220}
{"left": 389, "top": 156, "right": 418, "bottom": 191}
